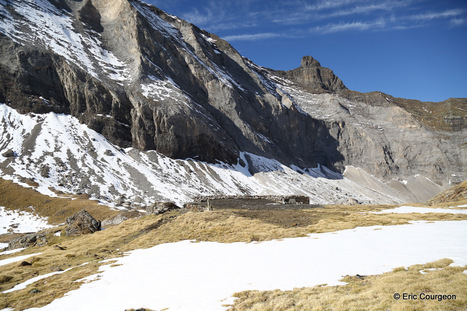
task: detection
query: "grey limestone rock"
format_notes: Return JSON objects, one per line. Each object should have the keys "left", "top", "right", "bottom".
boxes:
{"left": 65, "top": 210, "right": 101, "bottom": 236}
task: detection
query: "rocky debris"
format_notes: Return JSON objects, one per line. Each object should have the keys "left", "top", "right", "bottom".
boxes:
{"left": 2, "top": 149, "right": 15, "bottom": 157}
{"left": 347, "top": 198, "right": 360, "bottom": 205}
{"left": 101, "top": 211, "right": 142, "bottom": 227}
{"left": 146, "top": 202, "right": 179, "bottom": 215}
{"left": 40, "top": 165, "right": 50, "bottom": 178}
{"left": 65, "top": 210, "right": 101, "bottom": 236}
{"left": 356, "top": 274, "right": 367, "bottom": 279}
{"left": 29, "top": 288, "right": 42, "bottom": 294}
{"left": 7, "top": 233, "right": 48, "bottom": 250}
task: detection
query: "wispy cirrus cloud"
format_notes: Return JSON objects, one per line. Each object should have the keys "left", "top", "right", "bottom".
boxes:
{"left": 326, "top": 1, "right": 408, "bottom": 18}
{"left": 223, "top": 32, "right": 283, "bottom": 42}
{"left": 310, "top": 18, "right": 386, "bottom": 34}
{"left": 153, "top": 0, "right": 466, "bottom": 38}
{"left": 304, "top": 0, "right": 367, "bottom": 12}
{"left": 450, "top": 18, "right": 466, "bottom": 27}
{"left": 404, "top": 9, "right": 464, "bottom": 21}
{"left": 180, "top": 1, "right": 258, "bottom": 31}
{"left": 272, "top": 0, "right": 409, "bottom": 26}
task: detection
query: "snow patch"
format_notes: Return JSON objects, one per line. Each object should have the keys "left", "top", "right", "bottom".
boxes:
{"left": 0, "top": 0, "right": 129, "bottom": 82}
{"left": 24, "top": 221, "right": 467, "bottom": 311}
{"left": 374, "top": 206, "right": 467, "bottom": 215}
{"left": 3, "top": 268, "right": 73, "bottom": 293}
{"left": 0, "top": 206, "right": 53, "bottom": 235}
{"left": 0, "top": 253, "right": 41, "bottom": 267}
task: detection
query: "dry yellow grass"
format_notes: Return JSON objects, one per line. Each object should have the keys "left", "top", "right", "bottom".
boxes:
{"left": 125, "top": 206, "right": 467, "bottom": 251}
{"left": 0, "top": 178, "right": 119, "bottom": 224}
{"left": 229, "top": 259, "right": 467, "bottom": 311}
{"left": 428, "top": 180, "right": 467, "bottom": 207}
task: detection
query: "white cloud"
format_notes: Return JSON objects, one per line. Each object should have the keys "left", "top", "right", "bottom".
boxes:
{"left": 182, "top": 8, "right": 217, "bottom": 26}
{"left": 305, "top": 0, "right": 367, "bottom": 11}
{"left": 310, "top": 19, "right": 386, "bottom": 34}
{"left": 223, "top": 32, "right": 282, "bottom": 41}
{"left": 406, "top": 9, "right": 464, "bottom": 21}
{"left": 328, "top": 1, "right": 408, "bottom": 18}
{"left": 450, "top": 18, "right": 466, "bottom": 27}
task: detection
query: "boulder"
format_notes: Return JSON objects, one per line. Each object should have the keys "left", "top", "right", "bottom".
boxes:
{"left": 7, "top": 233, "right": 48, "bottom": 250}
{"left": 65, "top": 210, "right": 101, "bottom": 236}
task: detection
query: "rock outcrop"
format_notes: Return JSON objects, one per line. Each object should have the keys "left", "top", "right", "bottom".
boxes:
{"left": 6, "top": 233, "right": 48, "bottom": 250}
{"left": 274, "top": 56, "right": 347, "bottom": 94}
{"left": 65, "top": 210, "right": 101, "bottom": 236}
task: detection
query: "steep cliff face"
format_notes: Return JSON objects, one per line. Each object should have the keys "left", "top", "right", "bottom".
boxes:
{"left": 0, "top": 0, "right": 465, "bottom": 204}
{"left": 0, "top": 0, "right": 345, "bottom": 168}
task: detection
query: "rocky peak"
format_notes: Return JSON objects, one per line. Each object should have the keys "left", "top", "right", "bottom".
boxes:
{"left": 274, "top": 56, "right": 347, "bottom": 94}
{"left": 301, "top": 56, "right": 321, "bottom": 67}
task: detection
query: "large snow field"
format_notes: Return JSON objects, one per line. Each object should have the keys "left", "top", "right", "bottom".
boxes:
{"left": 26, "top": 220, "right": 467, "bottom": 311}
{"left": 0, "top": 206, "right": 53, "bottom": 235}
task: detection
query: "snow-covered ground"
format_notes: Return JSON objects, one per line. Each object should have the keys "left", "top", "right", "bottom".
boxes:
{"left": 375, "top": 206, "right": 467, "bottom": 214}
{"left": 0, "top": 248, "right": 25, "bottom": 255}
{"left": 0, "top": 253, "right": 41, "bottom": 267}
{"left": 0, "top": 206, "right": 53, "bottom": 235}
{"left": 25, "top": 220, "right": 467, "bottom": 311}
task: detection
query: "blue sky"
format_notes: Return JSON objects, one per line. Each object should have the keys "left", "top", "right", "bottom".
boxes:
{"left": 146, "top": 0, "right": 467, "bottom": 102}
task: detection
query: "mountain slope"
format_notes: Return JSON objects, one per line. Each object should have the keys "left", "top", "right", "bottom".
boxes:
{"left": 0, "top": 103, "right": 409, "bottom": 206}
{"left": 0, "top": 0, "right": 465, "bottom": 204}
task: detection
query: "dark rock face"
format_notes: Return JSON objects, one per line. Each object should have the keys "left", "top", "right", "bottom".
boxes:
{"left": 65, "top": 210, "right": 101, "bottom": 236}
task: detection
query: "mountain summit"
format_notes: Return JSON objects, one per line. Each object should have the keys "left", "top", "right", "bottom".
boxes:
{"left": 0, "top": 0, "right": 465, "bottom": 205}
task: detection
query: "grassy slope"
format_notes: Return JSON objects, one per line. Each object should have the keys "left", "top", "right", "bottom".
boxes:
{"left": 0, "top": 178, "right": 119, "bottom": 225}
{"left": 341, "top": 90, "right": 466, "bottom": 132}
{"left": 428, "top": 180, "right": 467, "bottom": 206}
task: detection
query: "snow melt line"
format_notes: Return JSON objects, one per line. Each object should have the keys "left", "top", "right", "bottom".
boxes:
{"left": 0, "top": 253, "right": 41, "bottom": 267}
{"left": 24, "top": 220, "right": 467, "bottom": 311}
{"left": 374, "top": 206, "right": 467, "bottom": 214}
{"left": 3, "top": 268, "right": 73, "bottom": 293}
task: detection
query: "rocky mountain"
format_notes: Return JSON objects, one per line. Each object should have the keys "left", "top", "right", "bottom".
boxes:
{"left": 0, "top": 0, "right": 465, "bottom": 206}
